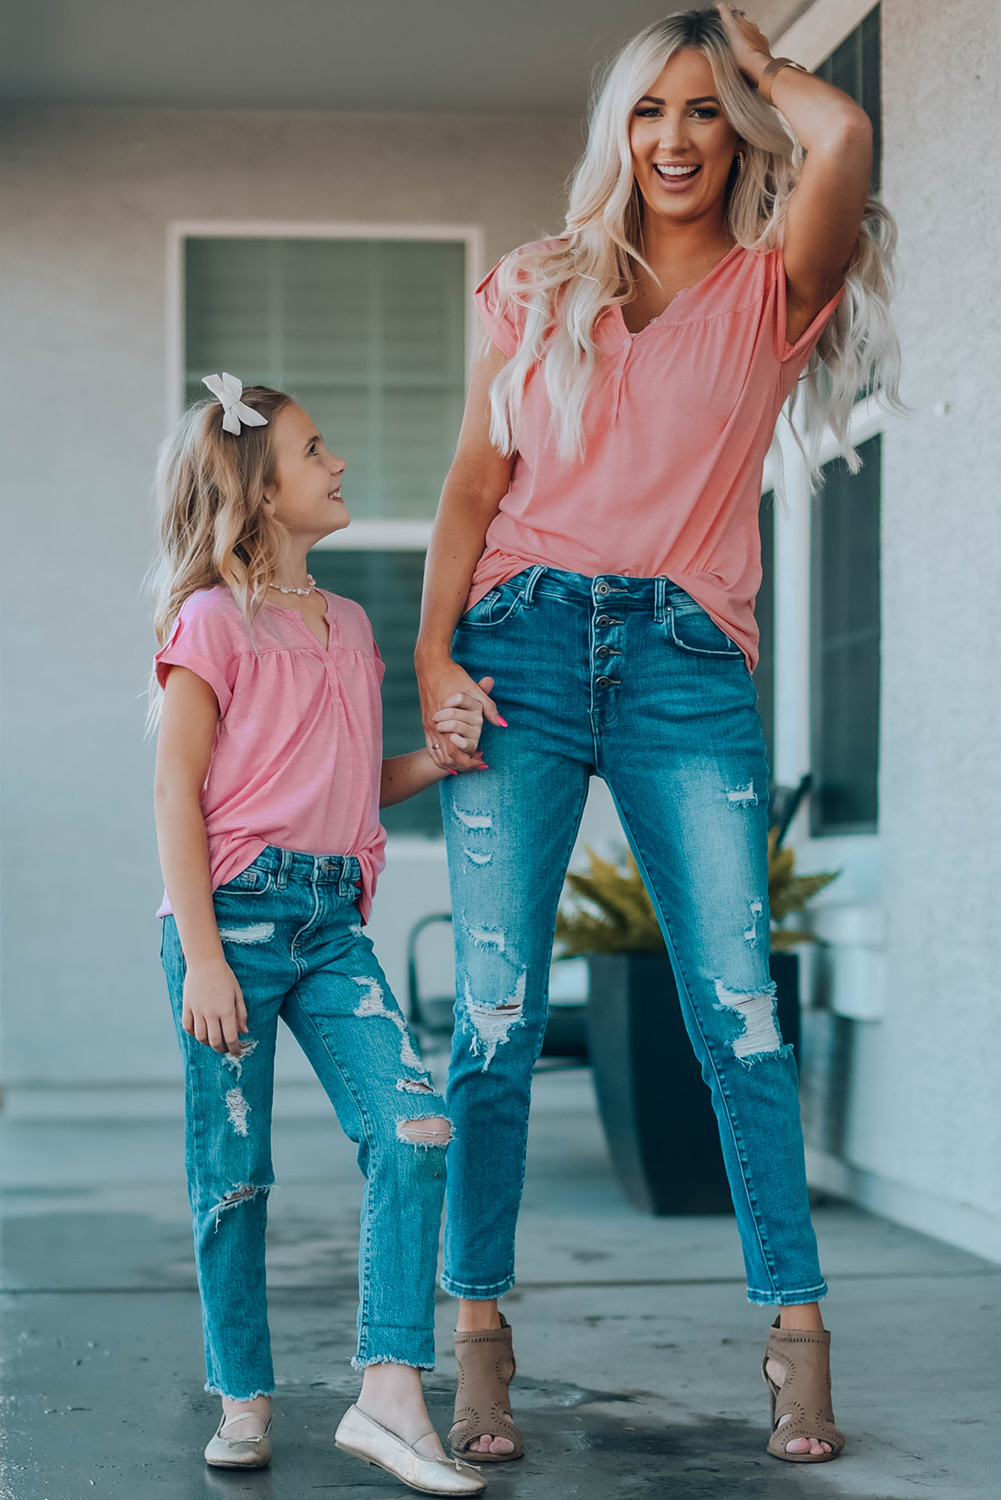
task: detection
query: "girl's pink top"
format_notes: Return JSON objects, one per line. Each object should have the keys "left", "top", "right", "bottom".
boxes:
{"left": 155, "top": 587, "right": 386, "bottom": 923}
{"left": 472, "top": 240, "right": 843, "bottom": 669}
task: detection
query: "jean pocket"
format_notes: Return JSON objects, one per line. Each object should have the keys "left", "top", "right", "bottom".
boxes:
{"left": 459, "top": 576, "right": 526, "bottom": 629}
{"left": 216, "top": 861, "right": 273, "bottom": 895}
{"left": 667, "top": 600, "right": 743, "bottom": 657}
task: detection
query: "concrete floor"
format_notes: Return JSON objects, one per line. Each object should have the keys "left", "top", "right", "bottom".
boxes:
{"left": 1, "top": 1066, "right": 998, "bottom": 1499}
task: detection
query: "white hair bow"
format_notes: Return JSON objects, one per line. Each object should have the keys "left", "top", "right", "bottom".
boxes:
{"left": 202, "top": 372, "right": 269, "bottom": 436}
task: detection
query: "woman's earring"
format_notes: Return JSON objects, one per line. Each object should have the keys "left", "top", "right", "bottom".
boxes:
{"left": 735, "top": 150, "right": 745, "bottom": 173}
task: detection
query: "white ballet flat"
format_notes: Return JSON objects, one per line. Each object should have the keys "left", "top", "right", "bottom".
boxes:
{"left": 204, "top": 1414, "right": 273, "bottom": 1469}
{"left": 335, "top": 1403, "right": 486, "bottom": 1494}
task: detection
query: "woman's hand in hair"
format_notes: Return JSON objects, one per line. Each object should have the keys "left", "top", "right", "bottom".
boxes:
{"left": 724, "top": 1, "right": 872, "bottom": 339}
{"left": 716, "top": 3, "right": 773, "bottom": 86}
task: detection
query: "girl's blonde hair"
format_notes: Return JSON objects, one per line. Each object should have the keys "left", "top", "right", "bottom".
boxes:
{"left": 488, "top": 6, "right": 902, "bottom": 477}
{"left": 149, "top": 385, "right": 293, "bottom": 646}
{"left": 146, "top": 386, "right": 293, "bottom": 722}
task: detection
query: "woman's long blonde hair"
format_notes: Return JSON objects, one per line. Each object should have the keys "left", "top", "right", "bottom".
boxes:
{"left": 488, "top": 6, "right": 901, "bottom": 476}
{"left": 146, "top": 385, "right": 293, "bottom": 719}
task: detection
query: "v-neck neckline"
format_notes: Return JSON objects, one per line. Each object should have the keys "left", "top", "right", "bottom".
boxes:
{"left": 265, "top": 593, "right": 333, "bottom": 653}
{"left": 617, "top": 242, "right": 743, "bottom": 339}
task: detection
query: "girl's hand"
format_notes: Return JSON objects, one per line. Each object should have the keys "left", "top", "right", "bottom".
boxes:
{"left": 716, "top": 3, "right": 773, "bottom": 84}
{"left": 432, "top": 691, "right": 487, "bottom": 758}
{"left": 418, "top": 659, "right": 504, "bottom": 771}
{"left": 181, "top": 956, "right": 248, "bottom": 1056}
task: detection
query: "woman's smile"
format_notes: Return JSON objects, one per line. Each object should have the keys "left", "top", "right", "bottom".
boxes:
{"left": 652, "top": 159, "right": 703, "bottom": 191}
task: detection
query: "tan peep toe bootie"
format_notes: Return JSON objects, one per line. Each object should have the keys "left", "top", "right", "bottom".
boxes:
{"left": 335, "top": 1404, "right": 486, "bottom": 1495}
{"left": 204, "top": 1414, "right": 273, "bottom": 1469}
{"left": 762, "top": 1318, "right": 845, "bottom": 1462}
{"left": 449, "top": 1315, "right": 524, "bottom": 1463}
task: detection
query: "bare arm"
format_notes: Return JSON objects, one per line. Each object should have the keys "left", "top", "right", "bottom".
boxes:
{"left": 381, "top": 750, "right": 449, "bottom": 807}
{"left": 154, "top": 665, "right": 246, "bottom": 1056}
{"left": 380, "top": 683, "right": 493, "bottom": 804}
{"left": 719, "top": 3, "right": 872, "bottom": 343}
{"left": 416, "top": 339, "right": 516, "bottom": 769}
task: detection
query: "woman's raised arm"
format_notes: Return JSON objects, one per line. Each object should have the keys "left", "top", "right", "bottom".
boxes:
{"left": 416, "top": 338, "right": 515, "bottom": 770}
{"left": 718, "top": 3, "right": 872, "bottom": 343}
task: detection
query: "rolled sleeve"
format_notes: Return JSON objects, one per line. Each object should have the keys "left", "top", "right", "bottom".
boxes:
{"left": 153, "top": 593, "right": 239, "bottom": 713}
{"left": 474, "top": 259, "right": 521, "bottom": 358}
{"left": 775, "top": 249, "right": 846, "bottom": 366}
{"left": 155, "top": 643, "right": 233, "bottom": 713}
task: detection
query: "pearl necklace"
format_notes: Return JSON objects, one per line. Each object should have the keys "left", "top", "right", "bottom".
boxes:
{"left": 267, "top": 575, "right": 317, "bottom": 597}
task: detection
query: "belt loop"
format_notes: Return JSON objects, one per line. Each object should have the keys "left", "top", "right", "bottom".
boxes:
{"left": 340, "top": 860, "right": 355, "bottom": 898}
{"left": 276, "top": 848, "right": 292, "bottom": 890}
{"left": 521, "top": 565, "right": 546, "bottom": 607}
{"left": 654, "top": 576, "right": 667, "bottom": 625}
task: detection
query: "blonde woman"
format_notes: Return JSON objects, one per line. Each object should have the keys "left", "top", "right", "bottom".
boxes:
{"left": 416, "top": 3, "right": 900, "bottom": 1467}
{"left": 151, "top": 381, "right": 488, "bottom": 1493}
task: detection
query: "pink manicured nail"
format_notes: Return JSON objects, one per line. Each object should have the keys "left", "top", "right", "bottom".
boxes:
{"left": 496, "top": 716, "right": 509, "bottom": 727}
{"left": 447, "top": 768, "right": 458, "bottom": 776}
{"left": 476, "top": 763, "right": 490, "bottom": 770}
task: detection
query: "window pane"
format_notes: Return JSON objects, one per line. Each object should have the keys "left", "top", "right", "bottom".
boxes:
{"left": 816, "top": 4, "right": 881, "bottom": 193}
{"left": 184, "top": 237, "right": 466, "bottom": 519}
{"left": 307, "top": 550, "right": 442, "bottom": 839}
{"left": 810, "top": 435, "right": 881, "bottom": 835}
{"left": 755, "top": 491, "right": 776, "bottom": 773}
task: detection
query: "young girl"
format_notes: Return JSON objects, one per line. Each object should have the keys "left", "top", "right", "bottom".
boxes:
{"left": 151, "top": 374, "right": 488, "bottom": 1495}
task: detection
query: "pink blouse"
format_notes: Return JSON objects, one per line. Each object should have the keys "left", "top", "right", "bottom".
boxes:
{"left": 155, "top": 587, "right": 386, "bottom": 922}
{"left": 472, "top": 240, "right": 843, "bottom": 669}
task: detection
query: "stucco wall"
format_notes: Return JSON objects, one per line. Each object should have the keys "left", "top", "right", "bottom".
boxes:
{"left": 3, "top": 0, "right": 1000, "bottom": 1264}
{"left": 810, "top": 0, "right": 1001, "bottom": 1257}
{"left": 0, "top": 106, "right": 584, "bottom": 1087}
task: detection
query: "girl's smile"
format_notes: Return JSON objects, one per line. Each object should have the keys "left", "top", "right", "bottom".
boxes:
{"left": 264, "top": 402, "right": 350, "bottom": 543}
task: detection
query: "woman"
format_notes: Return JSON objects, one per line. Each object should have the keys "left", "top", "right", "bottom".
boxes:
{"left": 416, "top": 3, "right": 899, "bottom": 1467}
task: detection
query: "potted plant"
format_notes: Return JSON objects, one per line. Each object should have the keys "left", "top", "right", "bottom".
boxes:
{"left": 556, "top": 836, "right": 837, "bottom": 1215}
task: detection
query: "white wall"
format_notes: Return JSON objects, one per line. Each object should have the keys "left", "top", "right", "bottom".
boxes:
{"left": 5, "top": 3, "right": 1000, "bottom": 1270}
{"left": 0, "top": 106, "right": 585, "bottom": 1089}
{"left": 801, "top": 0, "right": 1001, "bottom": 1260}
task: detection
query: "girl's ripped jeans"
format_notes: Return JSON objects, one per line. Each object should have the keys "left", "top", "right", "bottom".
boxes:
{"left": 161, "top": 847, "right": 448, "bottom": 1400}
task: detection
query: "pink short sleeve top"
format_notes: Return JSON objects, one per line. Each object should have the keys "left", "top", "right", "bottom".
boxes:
{"left": 154, "top": 586, "right": 387, "bottom": 922}
{"left": 471, "top": 238, "right": 843, "bottom": 669}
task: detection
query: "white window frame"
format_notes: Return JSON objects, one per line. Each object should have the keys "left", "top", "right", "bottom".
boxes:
{"left": 767, "top": 0, "right": 884, "bottom": 847}
{"left": 776, "top": 0, "right": 879, "bottom": 71}
{"left": 766, "top": 0, "right": 889, "bottom": 1019}
{"left": 165, "top": 219, "right": 485, "bottom": 550}
{"left": 764, "top": 393, "right": 891, "bottom": 843}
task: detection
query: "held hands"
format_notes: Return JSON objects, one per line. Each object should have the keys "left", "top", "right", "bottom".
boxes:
{"left": 716, "top": 3, "right": 773, "bottom": 84}
{"left": 182, "top": 955, "right": 248, "bottom": 1056}
{"left": 430, "top": 688, "right": 488, "bottom": 766}
{"left": 421, "top": 664, "right": 505, "bottom": 773}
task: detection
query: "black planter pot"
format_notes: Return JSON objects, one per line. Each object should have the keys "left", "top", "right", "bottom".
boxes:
{"left": 585, "top": 950, "right": 800, "bottom": 1215}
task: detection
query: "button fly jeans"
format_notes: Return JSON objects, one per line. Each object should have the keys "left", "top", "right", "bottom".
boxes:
{"left": 161, "top": 847, "right": 448, "bottom": 1400}
{"left": 439, "top": 567, "right": 826, "bottom": 1307}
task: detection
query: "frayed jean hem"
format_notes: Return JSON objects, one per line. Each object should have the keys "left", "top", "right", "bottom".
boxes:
{"left": 204, "top": 1383, "right": 275, "bottom": 1400}
{"left": 440, "top": 1272, "right": 515, "bottom": 1300}
{"left": 746, "top": 1280, "right": 828, "bottom": 1307}
{"left": 352, "top": 1355, "right": 435, "bottom": 1372}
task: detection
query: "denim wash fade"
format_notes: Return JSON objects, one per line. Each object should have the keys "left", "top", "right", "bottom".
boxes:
{"left": 440, "top": 566, "right": 827, "bottom": 1307}
{"left": 161, "top": 847, "right": 448, "bottom": 1401}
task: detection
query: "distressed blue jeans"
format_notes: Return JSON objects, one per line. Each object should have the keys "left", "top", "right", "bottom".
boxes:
{"left": 440, "top": 567, "right": 826, "bottom": 1307}
{"left": 161, "top": 847, "right": 449, "bottom": 1400}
